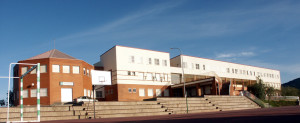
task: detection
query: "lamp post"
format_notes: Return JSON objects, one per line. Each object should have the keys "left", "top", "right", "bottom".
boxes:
{"left": 171, "top": 48, "right": 188, "bottom": 113}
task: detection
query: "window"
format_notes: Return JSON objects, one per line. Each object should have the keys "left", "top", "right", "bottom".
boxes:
{"left": 96, "top": 91, "right": 103, "bottom": 98}
{"left": 146, "top": 73, "right": 153, "bottom": 80}
{"left": 203, "top": 65, "right": 206, "bottom": 70}
{"left": 41, "top": 65, "right": 47, "bottom": 73}
{"left": 196, "top": 64, "right": 200, "bottom": 69}
{"left": 148, "top": 58, "right": 152, "bottom": 65}
{"left": 73, "top": 66, "right": 80, "bottom": 74}
{"left": 21, "top": 67, "right": 28, "bottom": 75}
{"left": 163, "top": 60, "right": 167, "bottom": 66}
{"left": 226, "top": 68, "right": 230, "bottom": 73}
{"left": 243, "top": 70, "right": 246, "bottom": 75}
{"left": 164, "top": 89, "right": 169, "bottom": 97}
{"left": 191, "top": 63, "right": 194, "bottom": 69}
{"left": 164, "top": 74, "right": 168, "bottom": 81}
{"left": 139, "top": 72, "right": 144, "bottom": 80}
{"left": 235, "top": 69, "right": 238, "bottom": 74}
{"left": 63, "top": 65, "right": 70, "bottom": 73}
{"left": 52, "top": 65, "right": 60, "bottom": 73}
{"left": 154, "top": 59, "right": 159, "bottom": 65}
{"left": 83, "top": 68, "right": 86, "bottom": 75}
{"left": 129, "top": 56, "right": 135, "bottom": 63}
{"left": 128, "top": 88, "right": 132, "bottom": 93}
{"left": 133, "top": 88, "right": 136, "bottom": 93}
{"left": 84, "top": 89, "right": 87, "bottom": 96}
{"left": 87, "top": 69, "right": 90, "bottom": 76}
{"left": 127, "top": 71, "right": 136, "bottom": 76}
{"left": 31, "top": 66, "right": 36, "bottom": 74}
{"left": 156, "top": 89, "right": 161, "bottom": 97}
{"left": 40, "top": 88, "right": 47, "bottom": 97}
{"left": 155, "top": 74, "right": 161, "bottom": 81}
{"left": 88, "top": 90, "right": 90, "bottom": 97}
{"left": 22, "top": 90, "right": 28, "bottom": 98}
{"left": 31, "top": 89, "right": 37, "bottom": 97}
{"left": 139, "top": 88, "right": 145, "bottom": 97}
{"left": 232, "top": 69, "right": 234, "bottom": 73}
{"left": 148, "top": 89, "right": 153, "bottom": 97}
{"left": 240, "top": 70, "right": 243, "bottom": 74}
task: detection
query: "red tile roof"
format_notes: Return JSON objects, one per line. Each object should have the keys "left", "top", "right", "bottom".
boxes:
{"left": 27, "top": 49, "right": 76, "bottom": 60}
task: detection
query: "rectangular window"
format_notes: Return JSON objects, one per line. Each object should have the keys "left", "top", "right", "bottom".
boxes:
{"left": 139, "top": 72, "right": 144, "bottom": 80}
{"left": 128, "top": 88, "right": 132, "bottom": 93}
{"left": 148, "top": 58, "right": 152, "bottom": 65}
{"left": 52, "top": 65, "right": 60, "bottom": 73}
{"left": 31, "top": 89, "right": 37, "bottom": 97}
{"left": 226, "top": 68, "right": 230, "bottom": 73}
{"left": 41, "top": 65, "right": 47, "bottom": 73}
{"left": 127, "top": 71, "right": 136, "bottom": 76}
{"left": 40, "top": 88, "right": 48, "bottom": 97}
{"left": 83, "top": 68, "right": 86, "bottom": 75}
{"left": 88, "top": 90, "right": 90, "bottom": 97}
{"left": 155, "top": 74, "right": 161, "bottom": 81}
{"left": 164, "top": 89, "right": 169, "bottom": 97}
{"left": 23, "top": 90, "right": 28, "bottom": 98}
{"left": 84, "top": 89, "right": 87, "bottom": 96}
{"left": 148, "top": 88, "right": 153, "bottom": 97}
{"left": 139, "top": 88, "right": 145, "bottom": 97}
{"left": 203, "top": 65, "right": 206, "bottom": 70}
{"left": 164, "top": 74, "right": 168, "bottom": 81}
{"left": 96, "top": 91, "right": 103, "bottom": 98}
{"left": 21, "top": 67, "right": 28, "bottom": 75}
{"left": 235, "top": 69, "right": 238, "bottom": 74}
{"left": 133, "top": 88, "right": 136, "bottom": 93}
{"left": 146, "top": 73, "right": 153, "bottom": 80}
{"left": 63, "top": 65, "right": 70, "bottom": 73}
{"left": 154, "top": 59, "right": 159, "bottom": 65}
{"left": 31, "top": 66, "right": 37, "bottom": 74}
{"left": 73, "top": 66, "right": 80, "bottom": 74}
{"left": 87, "top": 69, "right": 90, "bottom": 76}
{"left": 163, "top": 60, "right": 167, "bottom": 66}
{"left": 129, "top": 56, "right": 135, "bottom": 63}
{"left": 156, "top": 89, "right": 161, "bottom": 97}
{"left": 196, "top": 64, "right": 200, "bottom": 69}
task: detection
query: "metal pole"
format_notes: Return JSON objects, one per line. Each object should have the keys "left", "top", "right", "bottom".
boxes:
{"left": 37, "top": 63, "right": 40, "bottom": 121}
{"left": 171, "top": 48, "right": 188, "bottom": 114}
{"left": 93, "top": 85, "right": 95, "bottom": 119}
{"left": 20, "top": 78, "right": 23, "bottom": 121}
{"left": 7, "top": 63, "right": 12, "bottom": 122}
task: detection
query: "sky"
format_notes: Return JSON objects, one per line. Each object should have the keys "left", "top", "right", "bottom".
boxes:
{"left": 1, "top": 0, "right": 300, "bottom": 97}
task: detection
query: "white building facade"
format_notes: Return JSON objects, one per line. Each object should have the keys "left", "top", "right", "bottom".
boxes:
{"left": 97, "top": 45, "right": 281, "bottom": 101}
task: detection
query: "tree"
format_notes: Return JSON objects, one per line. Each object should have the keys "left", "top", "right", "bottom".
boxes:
{"left": 6, "top": 90, "right": 15, "bottom": 107}
{"left": 281, "top": 86, "right": 300, "bottom": 96}
{"left": 266, "top": 87, "right": 275, "bottom": 101}
{"left": 248, "top": 77, "right": 266, "bottom": 100}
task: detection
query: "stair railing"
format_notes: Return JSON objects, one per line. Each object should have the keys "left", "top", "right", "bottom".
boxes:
{"left": 242, "top": 91, "right": 270, "bottom": 108}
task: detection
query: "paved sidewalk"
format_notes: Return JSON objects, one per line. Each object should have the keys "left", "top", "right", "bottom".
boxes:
{"left": 42, "top": 106, "right": 300, "bottom": 123}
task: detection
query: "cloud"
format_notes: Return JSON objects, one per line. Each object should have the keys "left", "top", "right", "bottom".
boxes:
{"left": 216, "top": 52, "right": 255, "bottom": 58}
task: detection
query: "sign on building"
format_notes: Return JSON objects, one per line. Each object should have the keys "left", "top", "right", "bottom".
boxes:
{"left": 91, "top": 70, "right": 111, "bottom": 85}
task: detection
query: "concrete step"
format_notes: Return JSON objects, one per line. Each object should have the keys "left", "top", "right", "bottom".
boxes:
{"left": 212, "top": 102, "right": 252, "bottom": 106}
{"left": 217, "top": 105, "right": 257, "bottom": 109}
{"left": 83, "top": 101, "right": 159, "bottom": 106}
{"left": 75, "top": 108, "right": 167, "bottom": 115}
{"left": 220, "top": 107, "right": 260, "bottom": 111}
{"left": 0, "top": 111, "right": 75, "bottom": 118}
{"left": 159, "top": 101, "right": 210, "bottom": 104}
{"left": 96, "top": 111, "right": 171, "bottom": 118}
{"left": 93, "top": 105, "right": 162, "bottom": 110}
{"left": 162, "top": 103, "right": 215, "bottom": 108}
{"left": 167, "top": 106, "right": 217, "bottom": 111}
{"left": 172, "top": 109, "right": 220, "bottom": 114}
{"left": 157, "top": 98, "right": 207, "bottom": 101}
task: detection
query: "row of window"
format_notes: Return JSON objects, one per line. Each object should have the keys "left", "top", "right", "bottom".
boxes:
{"left": 21, "top": 65, "right": 92, "bottom": 76}
{"left": 84, "top": 88, "right": 93, "bottom": 97}
{"left": 127, "top": 71, "right": 169, "bottom": 82}
{"left": 21, "top": 65, "right": 47, "bottom": 75}
{"left": 180, "top": 62, "right": 206, "bottom": 70}
{"left": 138, "top": 88, "right": 169, "bottom": 97}
{"left": 226, "top": 68, "right": 280, "bottom": 79}
{"left": 264, "top": 83, "right": 281, "bottom": 88}
{"left": 129, "top": 56, "right": 168, "bottom": 66}
{"left": 21, "top": 88, "right": 48, "bottom": 98}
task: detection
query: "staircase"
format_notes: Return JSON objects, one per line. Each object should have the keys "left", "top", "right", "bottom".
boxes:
{"left": 157, "top": 97, "right": 219, "bottom": 114}
{"left": 205, "top": 95, "right": 260, "bottom": 111}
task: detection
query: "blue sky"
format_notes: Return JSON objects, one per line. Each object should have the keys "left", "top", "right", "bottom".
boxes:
{"left": 1, "top": 0, "right": 300, "bottom": 96}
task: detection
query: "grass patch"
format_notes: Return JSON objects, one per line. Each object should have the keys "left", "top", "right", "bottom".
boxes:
{"left": 264, "top": 100, "right": 298, "bottom": 107}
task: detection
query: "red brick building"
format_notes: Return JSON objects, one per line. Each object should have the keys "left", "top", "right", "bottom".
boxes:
{"left": 13, "top": 49, "right": 93, "bottom": 105}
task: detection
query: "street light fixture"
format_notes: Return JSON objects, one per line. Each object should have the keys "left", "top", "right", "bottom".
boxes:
{"left": 170, "top": 48, "right": 188, "bottom": 114}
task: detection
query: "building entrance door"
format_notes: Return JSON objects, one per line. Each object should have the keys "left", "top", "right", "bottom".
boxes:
{"left": 61, "top": 88, "right": 73, "bottom": 102}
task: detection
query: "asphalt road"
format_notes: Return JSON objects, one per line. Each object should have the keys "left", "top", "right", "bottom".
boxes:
{"left": 42, "top": 106, "right": 300, "bottom": 123}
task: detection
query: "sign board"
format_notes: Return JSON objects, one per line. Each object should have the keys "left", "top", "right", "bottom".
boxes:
{"left": 91, "top": 70, "right": 111, "bottom": 85}
{"left": 59, "top": 82, "right": 74, "bottom": 86}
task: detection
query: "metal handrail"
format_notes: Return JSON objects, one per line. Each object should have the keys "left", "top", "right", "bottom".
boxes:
{"left": 242, "top": 91, "right": 270, "bottom": 108}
